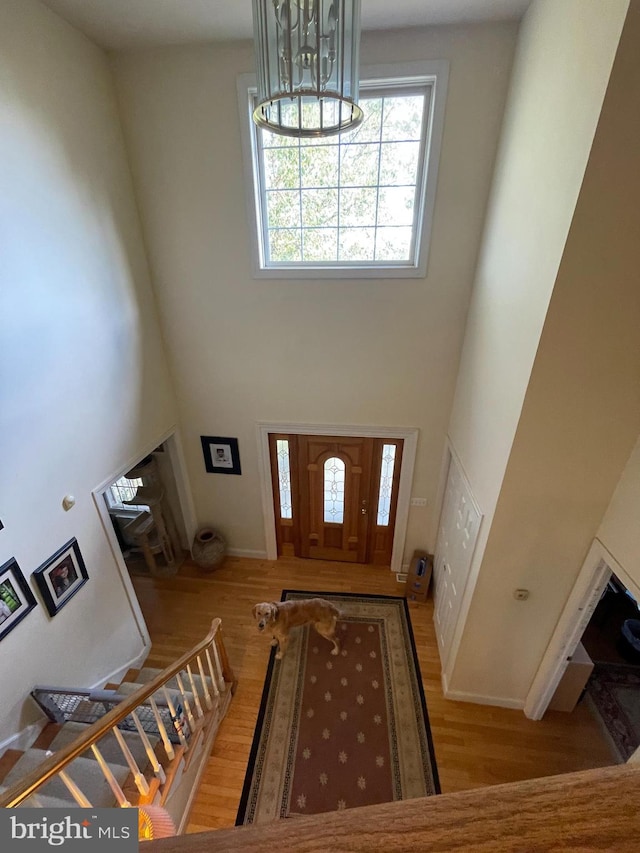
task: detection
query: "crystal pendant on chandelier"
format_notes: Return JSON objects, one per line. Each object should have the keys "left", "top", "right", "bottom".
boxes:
{"left": 252, "top": 0, "right": 364, "bottom": 138}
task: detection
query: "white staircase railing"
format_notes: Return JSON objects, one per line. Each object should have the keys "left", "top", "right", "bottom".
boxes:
{"left": 0, "top": 618, "right": 236, "bottom": 834}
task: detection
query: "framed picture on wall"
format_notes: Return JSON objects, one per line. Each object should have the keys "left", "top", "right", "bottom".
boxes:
{"left": 201, "top": 436, "right": 242, "bottom": 475}
{"left": 0, "top": 558, "right": 37, "bottom": 641}
{"left": 33, "top": 538, "right": 89, "bottom": 617}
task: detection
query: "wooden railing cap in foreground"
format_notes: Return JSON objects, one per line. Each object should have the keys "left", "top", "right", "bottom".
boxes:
{"left": 142, "top": 763, "right": 640, "bottom": 852}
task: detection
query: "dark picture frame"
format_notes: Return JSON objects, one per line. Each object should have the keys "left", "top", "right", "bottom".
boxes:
{"left": 33, "top": 538, "right": 89, "bottom": 617}
{"left": 0, "top": 558, "right": 37, "bottom": 641}
{"left": 201, "top": 435, "right": 242, "bottom": 475}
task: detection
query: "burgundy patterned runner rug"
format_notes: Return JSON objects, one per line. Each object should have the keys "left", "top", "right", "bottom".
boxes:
{"left": 237, "top": 591, "right": 439, "bottom": 825}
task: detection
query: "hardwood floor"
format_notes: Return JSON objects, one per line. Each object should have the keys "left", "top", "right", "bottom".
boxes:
{"left": 130, "top": 555, "right": 617, "bottom": 834}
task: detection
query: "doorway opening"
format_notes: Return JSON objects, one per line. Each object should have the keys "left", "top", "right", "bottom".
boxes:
{"left": 578, "top": 571, "right": 640, "bottom": 762}
{"left": 95, "top": 432, "right": 195, "bottom": 580}
{"left": 269, "top": 433, "right": 403, "bottom": 565}
{"left": 257, "top": 422, "right": 418, "bottom": 574}
{"left": 525, "top": 539, "right": 640, "bottom": 762}
{"left": 104, "top": 444, "right": 185, "bottom": 577}
{"left": 582, "top": 574, "right": 640, "bottom": 668}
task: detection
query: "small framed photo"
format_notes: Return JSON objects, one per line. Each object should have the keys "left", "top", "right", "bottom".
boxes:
{"left": 201, "top": 435, "right": 242, "bottom": 475}
{"left": 33, "top": 538, "right": 89, "bottom": 617}
{"left": 0, "top": 558, "right": 37, "bottom": 641}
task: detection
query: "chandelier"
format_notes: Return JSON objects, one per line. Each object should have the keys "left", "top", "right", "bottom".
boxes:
{"left": 252, "top": 0, "right": 364, "bottom": 138}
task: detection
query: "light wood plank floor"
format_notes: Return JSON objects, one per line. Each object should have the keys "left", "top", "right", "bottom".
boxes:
{"left": 130, "top": 556, "right": 617, "bottom": 834}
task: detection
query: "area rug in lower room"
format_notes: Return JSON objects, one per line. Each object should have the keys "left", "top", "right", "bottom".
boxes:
{"left": 236, "top": 591, "right": 440, "bottom": 825}
{"left": 586, "top": 662, "right": 640, "bottom": 761}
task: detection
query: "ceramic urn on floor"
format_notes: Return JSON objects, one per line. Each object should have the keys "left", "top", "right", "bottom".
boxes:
{"left": 192, "top": 527, "right": 226, "bottom": 571}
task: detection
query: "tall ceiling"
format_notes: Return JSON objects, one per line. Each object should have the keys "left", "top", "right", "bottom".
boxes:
{"left": 40, "top": 0, "right": 531, "bottom": 51}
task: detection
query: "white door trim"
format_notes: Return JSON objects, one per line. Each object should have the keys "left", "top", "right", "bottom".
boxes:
{"left": 524, "top": 537, "right": 640, "bottom": 720}
{"left": 92, "top": 427, "right": 197, "bottom": 651}
{"left": 256, "top": 421, "right": 419, "bottom": 573}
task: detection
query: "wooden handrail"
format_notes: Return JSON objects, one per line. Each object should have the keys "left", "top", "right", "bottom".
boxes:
{"left": 0, "top": 618, "right": 235, "bottom": 808}
{"left": 143, "top": 763, "right": 640, "bottom": 852}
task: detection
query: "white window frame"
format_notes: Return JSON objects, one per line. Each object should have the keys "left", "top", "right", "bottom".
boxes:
{"left": 237, "top": 61, "right": 449, "bottom": 279}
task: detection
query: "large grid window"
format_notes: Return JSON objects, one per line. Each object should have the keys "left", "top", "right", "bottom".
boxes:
{"left": 241, "top": 64, "right": 448, "bottom": 278}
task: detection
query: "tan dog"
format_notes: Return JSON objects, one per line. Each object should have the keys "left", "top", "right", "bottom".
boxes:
{"left": 253, "top": 598, "right": 341, "bottom": 660}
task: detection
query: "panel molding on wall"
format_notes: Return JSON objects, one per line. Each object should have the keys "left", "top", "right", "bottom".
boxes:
{"left": 433, "top": 440, "right": 483, "bottom": 676}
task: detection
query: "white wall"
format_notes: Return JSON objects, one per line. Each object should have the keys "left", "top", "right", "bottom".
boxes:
{"left": 449, "top": 0, "right": 629, "bottom": 523}
{"left": 0, "top": 0, "right": 178, "bottom": 742}
{"left": 110, "top": 22, "right": 517, "bottom": 559}
{"left": 599, "top": 435, "right": 640, "bottom": 585}
{"left": 446, "top": 0, "right": 639, "bottom": 704}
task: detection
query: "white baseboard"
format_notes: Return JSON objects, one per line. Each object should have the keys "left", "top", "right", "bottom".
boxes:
{"left": 0, "top": 718, "right": 48, "bottom": 754}
{"left": 226, "top": 548, "right": 268, "bottom": 559}
{"left": 441, "top": 671, "right": 524, "bottom": 710}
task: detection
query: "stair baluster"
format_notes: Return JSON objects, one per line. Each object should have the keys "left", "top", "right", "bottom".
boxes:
{"left": 161, "top": 686, "right": 189, "bottom": 750}
{"left": 204, "top": 649, "right": 220, "bottom": 699}
{"left": 205, "top": 648, "right": 222, "bottom": 698}
{"left": 196, "top": 655, "right": 213, "bottom": 710}
{"left": 185, "top": 665, "right": 204, "bottom": 720}
{"left": 174, "top": 673, "right": 196, "bottom": 731}
{"left": 112, "top": 728, "right": 150, "bottom": 796}
{"left": 90, "top": 744, "right": 131, "bottom": 807}
{"left": 209, "top": 641, "right": 226, "bottom": 694}
{"left": 130, "top": 710, "right": 166, "bottom": 784}
{"left": 149, "top": 696, "right": 175, "bottom": 760}
{"left": 56, "top": 769, "right": 93, "bottom": 807}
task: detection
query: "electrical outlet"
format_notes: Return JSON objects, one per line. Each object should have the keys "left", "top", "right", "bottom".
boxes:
{"left": 513, "top": 589, "right": 530, "bottom": 601}
{"left": 410, "top": 497, "right": 427, "bottom": 507}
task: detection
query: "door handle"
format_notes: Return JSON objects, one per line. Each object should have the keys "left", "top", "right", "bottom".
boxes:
{"left": 361, "top": 499, "right": 368, "bottom": 516}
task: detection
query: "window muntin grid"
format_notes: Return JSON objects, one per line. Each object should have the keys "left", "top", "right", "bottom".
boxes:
{"left": 254, "top": 83, "right": 433, "bottom": 269}
{"left": 376, "top": 444, "right": 397, "bottom": 526}
{"left": 324, "top": 456, "right": 345, "bottom": 524}
{"left": 106, "top": 476, "right": 145, "bottom": 512}
{"left": 276, "top": 439, "right": 293, "bottom": 519}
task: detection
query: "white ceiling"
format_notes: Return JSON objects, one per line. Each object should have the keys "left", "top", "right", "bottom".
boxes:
{"left": 40, "top": 0, "right": 531, "bottom": 51}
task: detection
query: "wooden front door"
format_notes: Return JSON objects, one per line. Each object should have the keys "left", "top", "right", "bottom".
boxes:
{"left": 269, "top": 434, "right": 403, "bottom": 565}
{"left": 298, "top": 435, "right": 373, "bottom": 562}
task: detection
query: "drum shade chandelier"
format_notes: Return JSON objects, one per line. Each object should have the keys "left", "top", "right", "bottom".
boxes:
{"left": 252, "top": 0, "right": 364, "bottom": 138}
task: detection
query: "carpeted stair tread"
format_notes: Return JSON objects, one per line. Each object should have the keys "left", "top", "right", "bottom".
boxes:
{"left": 2, "top": 748, "right": 128, "bottom": 807}
{"left": 117, "top": 681, "right": 196, "bottom": 708}
{"left": 136, "top": 667, "right": 215, "bottom": 696}
{"left": 0, "top": 785, "right": 71, "bottom": 809}
{"left": 48, "top": 722, "right": 157, "bottom": 771}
